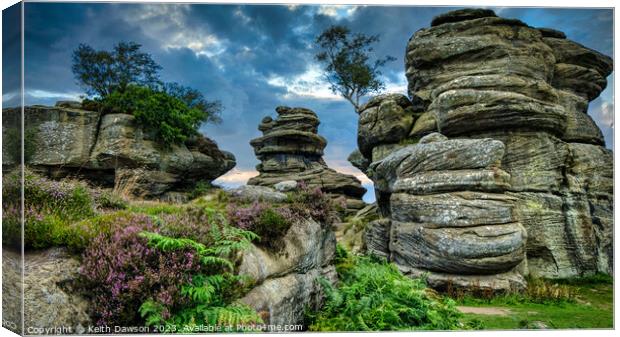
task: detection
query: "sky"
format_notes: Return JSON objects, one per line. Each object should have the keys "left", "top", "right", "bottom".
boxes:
{"left": 3, "top": 3, "right": 614, "bottom": 202}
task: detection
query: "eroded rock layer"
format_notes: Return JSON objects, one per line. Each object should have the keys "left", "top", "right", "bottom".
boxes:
{"left": 249, "top": 106, "right": 366, "bottom": 214}
{"left": 2, "top": 103, "right": 236, "bottom": 199}
{"left": 359, "top": 8, "right": 613, "bottom": 290}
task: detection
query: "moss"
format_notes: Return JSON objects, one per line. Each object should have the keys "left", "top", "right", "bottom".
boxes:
{"left": 524, "top": 199, "right": 545, "bottom": 212}
{"left": 398, "top": 137, "right": 420, "bottom": 146}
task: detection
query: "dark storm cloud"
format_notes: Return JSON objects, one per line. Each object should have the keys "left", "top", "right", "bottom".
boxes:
{"left": 15, "top": 3, "right": 614, "bottom": 201}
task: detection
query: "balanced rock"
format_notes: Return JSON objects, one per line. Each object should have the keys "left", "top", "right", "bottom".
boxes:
{"left": 2, "top": 104, "right": 236, "bottom": 198}
{"left": 248, "top": 106, "right": 366, "bottom": 214}
{"left": 357, "top": 8, "right": 613, "bottom": 290}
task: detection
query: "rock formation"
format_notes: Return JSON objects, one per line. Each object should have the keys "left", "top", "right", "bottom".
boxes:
{"left": 356, "top": 8, "right": 613, "bottom": 291}
{"left": 2, "top": 102, "right": 236, "bottom": 200}
{"left": 238, "top": 213, "right": 336, "bottom": 326}
{"left": 249, "top": 106, "right": 366, "bottom": 214}
{"left": 231, "top": 186, "right": 336, "bottom": 327}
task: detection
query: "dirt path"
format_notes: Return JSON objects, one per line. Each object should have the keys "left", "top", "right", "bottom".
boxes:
{"left": 457, "top": 306, "right": 512, "bottom": 316}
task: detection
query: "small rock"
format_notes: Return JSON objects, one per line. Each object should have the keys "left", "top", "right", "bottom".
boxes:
{"left": 229, "top": 185, "right": 288, "bottom": 203}
{"left": 274, "top": 180, "right": 298, "bottom": 192}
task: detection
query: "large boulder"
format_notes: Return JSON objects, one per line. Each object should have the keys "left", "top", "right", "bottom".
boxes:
{"left": 2, "top": 248, "right": 91, "bottom": 334}
{"left": 368, "top": 133, "right": 527, "bottom": 290}
{"left": 3, "top": 106, "right": 100, "bottom": 167}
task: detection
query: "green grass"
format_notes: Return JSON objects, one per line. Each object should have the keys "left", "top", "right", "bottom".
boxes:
{"left": 457, "top": 276, "right": 613, "bottom": 329}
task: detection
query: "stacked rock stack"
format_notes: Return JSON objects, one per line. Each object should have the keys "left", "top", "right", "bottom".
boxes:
{"left": 248, "top": 106, "right": 366, "bottom": 215}
{"left": 358, "top": 8, "right": 613, "bottom": 291}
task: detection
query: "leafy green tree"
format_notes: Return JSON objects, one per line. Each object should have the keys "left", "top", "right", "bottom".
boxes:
{"left": 99, "top": 85, "right": 215, "bottom": 146}
{"left": 315, "top": 25, "right": 395, "bottom": 113}
{"left": 72, "top": 42, "right": 161, "bottom": 97}
{"left": 72, "top": 42, "right": 223, "bottom": 146}
{"left": 162, "top": 82, "right": 223, "bottom": 124}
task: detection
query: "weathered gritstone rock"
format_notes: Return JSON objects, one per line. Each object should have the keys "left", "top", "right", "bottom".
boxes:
{"left": 335, "top": 203, "right": 380, "bottom": 254}
{"left": 2, "top": 104, "right": 236, "bottom": 199}
{"left": 238, "top": 208, "right": 337, "bottom": 327}
{"left": 357, "top": 8, "right": 613, "bottom": 288}
{"left": 365, "top": 132, "right": 528, "bottom": 291}
{"left": 249, "top": 106, "right": 366, "bottom": 214}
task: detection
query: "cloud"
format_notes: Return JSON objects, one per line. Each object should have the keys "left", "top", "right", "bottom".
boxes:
{"left": 597, "top": 101, "right": 614, "bottom": 128}
{"left": 267, "top": 64, "right": 343, "bottom": 101}
{"left": 212, "top": 168, "right": 259, "bottom": 188}
{"left": 125, "top": 4, "right": 228, "bottom": 58}
{"left": 27, "top": 89, "right": 83, "bottom": 100}
{"left": 317, "top": 5, "right": 359, "bottom": 19}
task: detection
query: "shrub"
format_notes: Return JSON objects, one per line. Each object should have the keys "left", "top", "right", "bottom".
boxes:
{"left": 79, "top": 214, "right": 164, "bottom": 326}
{"left": 80, "top": 207, "right": 260, "bottom": 328}
{"left": 286, "top": 182, "right": 342, "bottom": 225}
{"left": 524, "top": 277, "right": 577, "bottom": 304}
{"left": 98, "top": 85, "right": 213, "bottom": 146}
{"left": 2, "top": 169, "right": 128, "bottom": 250}
{"left": 64, "top": 211, "right": 139, "bottom": 252}
{"left": 226, "top": 202, "right": 296, "bottom": 249}
{"left": 92, "top": 189, "right": 128, "bottom": 210}
{"left": 308, "top": 247, "right": 462, "bottom": 331}
{"left": 188, "top": 180, "right": 213, "bottom": 200}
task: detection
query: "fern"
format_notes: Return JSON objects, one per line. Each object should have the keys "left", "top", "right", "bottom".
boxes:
{"left": 139, "top": 232, "right": 235, "bottom": 269}
{"left": 139, "top": 300, "right": 165, "bottom": 327}
{"left": 308, "top": 251, "right": 463, "bottom": 331}
{"left": 138, "top": 219, "right": 261, "bottom": 329}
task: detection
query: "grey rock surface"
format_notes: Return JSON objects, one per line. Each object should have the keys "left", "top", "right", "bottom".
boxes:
{"left": 3, "top": 248, "right": 91, "bottom": 334}
{"left": 273, "top": 180, "right": 298, "bottom": 192}
{"left": 238, "top": 214, "right": 337, "bottom": 327}
{"left": 228, "top": 185, "right": 288, "bottom": 203}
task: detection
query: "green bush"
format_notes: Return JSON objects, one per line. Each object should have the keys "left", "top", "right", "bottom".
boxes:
{"left": 308, "top": 247, "right": 462, "bottom": 331}
{"left": 93, "top": 190, "right": 128, "bottom": 210}
{"left": 188, "top": 180, "right": 213, "bottom": 200}
{"left": 63, "top": 211, "right": 141, "bottom": 252}
{"left": 226, "top": 202, "right": 296, "bottom": 250}
{"left": 99, "top": 85, "right": 212, "bottom": 146}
